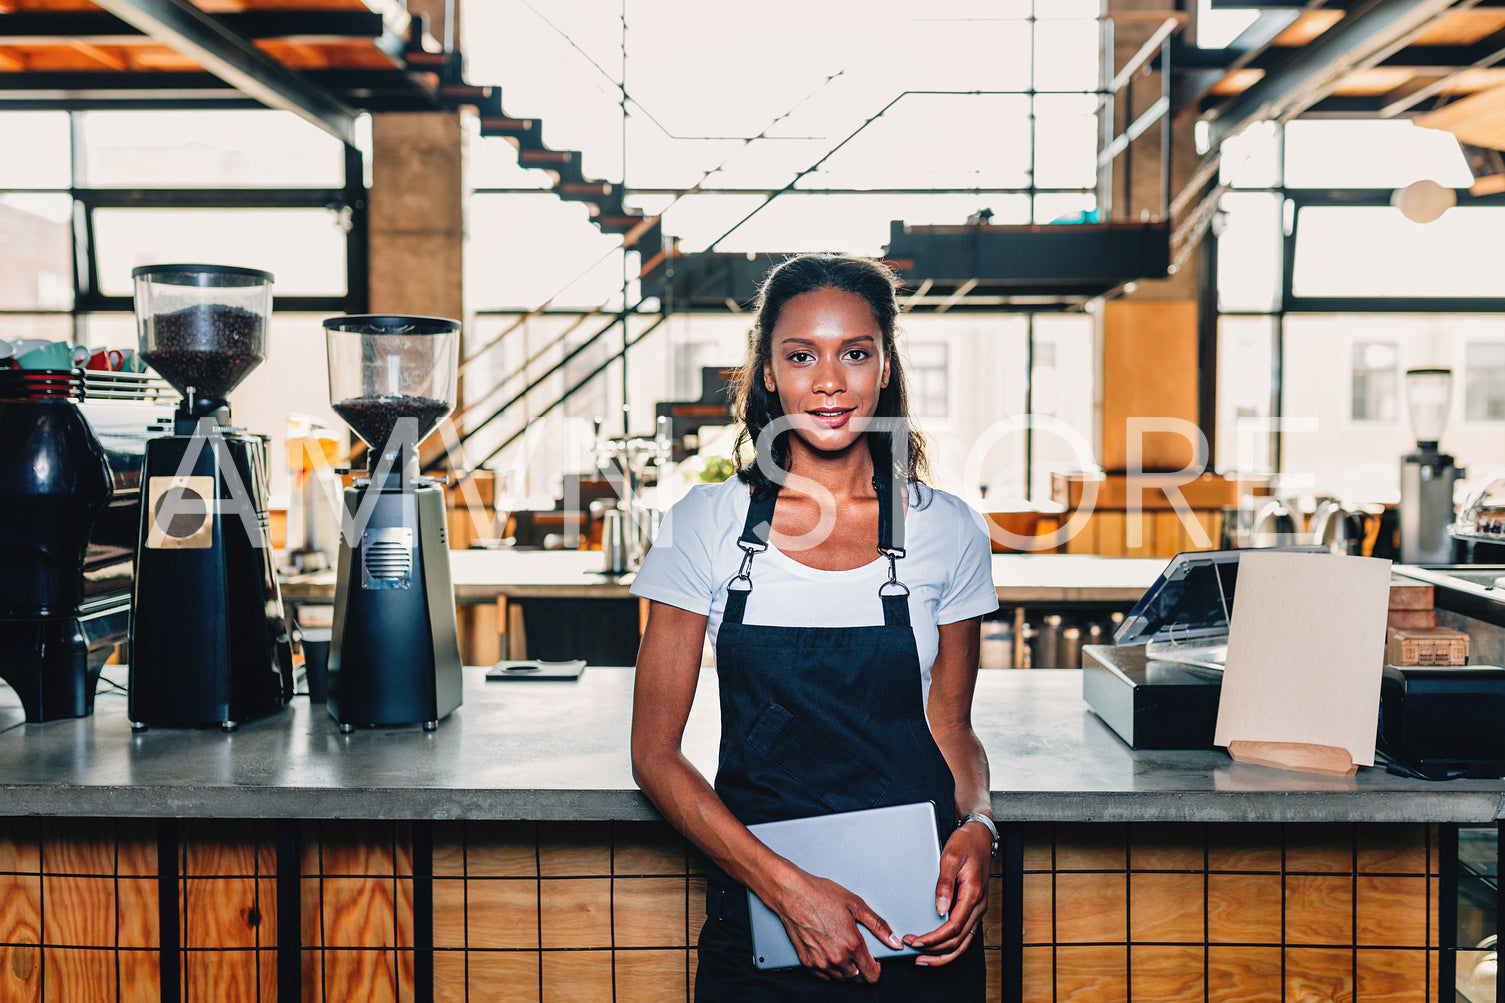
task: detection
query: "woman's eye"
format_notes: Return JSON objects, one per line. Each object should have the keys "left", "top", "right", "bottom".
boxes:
{"left": 788, "top": 351, "right": 813, "bottom": 363}
{"left": 844, "top": 349, "right": 870, "bottom": 361}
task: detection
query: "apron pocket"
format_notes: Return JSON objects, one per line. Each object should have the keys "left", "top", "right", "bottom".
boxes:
{"left": 744, "top": 701, "right": 891, "bottom": 812}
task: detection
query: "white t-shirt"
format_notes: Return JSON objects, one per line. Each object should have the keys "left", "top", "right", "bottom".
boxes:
{"left": 631, "top": 476, "right": 999, "bottom": 703}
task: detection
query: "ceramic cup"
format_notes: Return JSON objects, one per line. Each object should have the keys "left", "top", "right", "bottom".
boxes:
{"left": 16, "top": 342, "right": 76, "bottom": 370}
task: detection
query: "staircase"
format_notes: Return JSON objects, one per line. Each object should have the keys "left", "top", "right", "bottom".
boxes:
{"left": 407, "top": 44, "right": 664, "bottom": 264}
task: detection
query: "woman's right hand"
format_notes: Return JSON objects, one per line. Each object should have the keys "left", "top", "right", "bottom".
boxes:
{"left": 772, "top": 870, "right": 903, "bottom": 983}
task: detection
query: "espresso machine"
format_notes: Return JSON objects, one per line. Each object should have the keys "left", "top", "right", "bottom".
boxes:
{"left": 1399, "top": 368, "right": 1465, "bottom": 565}
{"left": 324, "top": 315, "right": 462, "bottom": 732}
{"left": 0, "top": 366, "right": 174, "bottom": 721}
{"left": 127, "top": 264, "right": 293, "bottom": 731}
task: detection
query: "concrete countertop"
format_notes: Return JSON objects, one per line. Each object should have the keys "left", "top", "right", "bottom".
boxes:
{"left": 279, "top": 551, "right": 1163, "bottom": 605}
{"left": 3, "top": 667, "right": 1503, "bottom": 824}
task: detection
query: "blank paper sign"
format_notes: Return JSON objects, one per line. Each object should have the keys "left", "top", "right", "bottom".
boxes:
{"left": 1213, "top": 551, "right": 1393, "bottom": 767}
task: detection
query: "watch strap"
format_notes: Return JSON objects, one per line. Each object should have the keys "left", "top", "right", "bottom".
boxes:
{"left": 958, "top": 812, "right": 999, "bottom": 855}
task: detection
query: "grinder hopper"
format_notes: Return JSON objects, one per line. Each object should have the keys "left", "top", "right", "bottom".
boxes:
{"left": 132, "top": 264, "right": 272, "bottom": 420}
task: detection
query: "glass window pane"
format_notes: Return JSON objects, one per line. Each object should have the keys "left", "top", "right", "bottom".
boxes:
{"left": 1033, "top": 19, "right": 1100, "bottom": 92}
{"left": 1030, "top": 313, "right": 1095, "bottom": 502}
{"left": 1196, "top": 0, "right": 1260, "bottom": 48}
{"left": 1352, "top": 340, "right": 1400, "bottom": 422}
{"left": 0, "top": 315, "right": 74, "bottom": 344}
{"left": 1278, "top": 314, "right": 1496, "bottom": 504}
{"left": 904, "top": 314, "right": 1026, "bottom": 502}
{"left": 1215, "top": 315, "right": 1275, "bottom": 474}
{"left": 93, "top": 208, "right": 347, "bottom": 296}
{"left": 0, "top": 112, "right": 71, "bottom": 188}
{"left": 905, "top": 342, "right": 950, "bottom": 420}
{"left": 1465, "top": 341, "right": 1505, "bottom": 422}
{"left": 77, "top": 110, "right": 344, "bottom": 188}
{"left": 1037, "top": 0, "right": 1099, "bottom": 18}
{"left": 468, "top": 194, "right": 627, "bottom": 310}
{"left": 232, "top": 314, "right": 348, "bottom": 506}
{"left": 1216, "top": 192, "right": 1282, "bottom": 312}
{"left": 1293, "top": 206, "right": 1505, "bottom": 298}
{"left": 1034, "top": 94, "right": 1099, "bottom": 189}
{"left": 1033, "top": 192, "right": 1097, "bottom": 224}
{"left": 811, "top": 94, "right": 1033, "bottom": 190}
{"left": 0, "top": 195, "right": 73, "bottom": 310}
{"left": 1284, "top": 119, "right": 1471, "bottom": 189}
{"left": 1219, "top": 120, "right": 1280, "bottom": 189}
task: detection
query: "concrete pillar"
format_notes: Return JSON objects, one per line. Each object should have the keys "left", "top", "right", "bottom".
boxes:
{"left": 367, "top": 111, "right": 466, "bottom": 321}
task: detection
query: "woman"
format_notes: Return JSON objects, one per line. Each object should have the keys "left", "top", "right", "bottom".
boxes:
{"left": 630, "top": 253, "right": 998, "bottom": 998}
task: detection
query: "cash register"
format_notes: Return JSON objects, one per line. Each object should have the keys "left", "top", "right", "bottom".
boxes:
{"left": 1085, "top": 551, "right": 1505, "bottom": 779}
{"left": 1081, "top": 547, "right": 1323, "bottom": 749}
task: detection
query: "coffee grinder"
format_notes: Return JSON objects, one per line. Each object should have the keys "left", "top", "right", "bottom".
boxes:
{"left": 324, "top": 315, "right": 462, "bottom": 732}
{"left": 1399, "top": 368, "right": 1466, "bottom": 564}
{"left": 128, "top": 264, "right": 293, "bottom": 731}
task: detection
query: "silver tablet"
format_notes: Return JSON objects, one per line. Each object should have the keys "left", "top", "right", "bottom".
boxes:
{"left": 745, "top": 801, "right": 945, "bottom": 971}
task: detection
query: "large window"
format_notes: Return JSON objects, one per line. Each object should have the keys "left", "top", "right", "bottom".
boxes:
{"left": 1214, "top": 118, "right": 1505, "bottom": 503}
{"left": 460, "top": 1, "right": 1107, "bottom": 502}
{"left": 0, "top": 108, "right": 360, "bottom": 504}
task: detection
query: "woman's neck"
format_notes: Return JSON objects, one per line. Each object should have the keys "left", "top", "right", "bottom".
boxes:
{"left": 783, "top": 437, "right": 877, "bottom": 500}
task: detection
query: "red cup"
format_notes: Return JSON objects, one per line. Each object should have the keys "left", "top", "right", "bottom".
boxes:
{"left": 86, "top": 348, "right": 124, "bottom": 371}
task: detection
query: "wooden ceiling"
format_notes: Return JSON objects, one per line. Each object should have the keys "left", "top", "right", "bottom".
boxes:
{"left": 1187, "top": 0, "right": 1505, "bottom": 151}
{"left": 0, "top": 0, "right": 410, "bottom": 73}
{"left": 5, "top": 2, "right": 1505, "bottom": 156}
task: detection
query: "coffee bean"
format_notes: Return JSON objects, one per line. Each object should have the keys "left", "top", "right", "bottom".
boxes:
{"left": 140, "top": 304, "right": 264, "bottom": 400}
{"left": 332, "top": 395, "right": 451, "bottom": 452}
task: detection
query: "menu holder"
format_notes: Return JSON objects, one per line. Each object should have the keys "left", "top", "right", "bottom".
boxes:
{"left": 1213, "top": 551, "right": 1393, "bottom": 776}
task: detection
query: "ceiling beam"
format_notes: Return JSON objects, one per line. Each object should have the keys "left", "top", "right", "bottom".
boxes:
{"left": 1205, "top": 0, "right": 1475, "bottom": 147}
{"left": 0, "top": 69, "right": 441, "bottom": 112}
{"left": 1172, "top": 8, "right": 1300, "bottom": 110}
{"left": 89, "top": 0, "right": 359, "bottom": 144}
{"left": 0, "top": 10, "right": 388, "bottom": 45}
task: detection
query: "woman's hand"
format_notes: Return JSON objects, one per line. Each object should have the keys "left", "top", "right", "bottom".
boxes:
{"left": 903, "top": 819, "right": 992, "bottom": 965}
{"left": 773, "top": 870, "right": 904, "bottom": 983}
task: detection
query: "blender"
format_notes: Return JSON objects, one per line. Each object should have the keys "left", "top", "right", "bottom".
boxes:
{"left": 127, "top": 264, "right": 294, "bottom": 730}
{"left": 324, "top": 315, "right": 462, "bottom": 732}
{"left": 1399, "top": 368, "right": 1465, "bottom": 564}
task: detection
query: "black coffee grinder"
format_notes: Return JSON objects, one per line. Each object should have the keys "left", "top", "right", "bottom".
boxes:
{"left": 128, "top": 264, "right": 293, "bottom": 731}
{"left": 324, "top": 315, "right": 462, "bottom": 732}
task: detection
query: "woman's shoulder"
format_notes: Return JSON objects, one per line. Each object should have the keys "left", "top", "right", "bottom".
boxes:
{"left": 665, "top": 476, "right": 750, "bottom": 532}
{"left": 910, "top": 483, "right": 981, "bottom": 522}
{"left": 909, "top": 484, "right": 993, "bottom": 545}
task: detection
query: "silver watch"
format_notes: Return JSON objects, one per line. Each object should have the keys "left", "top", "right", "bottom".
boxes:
{"left": 958, "top": 811, "right": 999, "bottom": 855}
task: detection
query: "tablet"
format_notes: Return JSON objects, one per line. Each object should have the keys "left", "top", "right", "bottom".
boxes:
{"left": 1113, "top": 546, "right": 1326, "bottom": 648}
{"left": 485, "top": 659, "right": 586, "bottom": 681}
{"left": 745, "top": 801, "right": 945, "bottom": 971}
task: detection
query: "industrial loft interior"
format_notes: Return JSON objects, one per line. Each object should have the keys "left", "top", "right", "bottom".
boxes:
{"left": 5, "top": 1, "right": 1505, "bottom": 1001}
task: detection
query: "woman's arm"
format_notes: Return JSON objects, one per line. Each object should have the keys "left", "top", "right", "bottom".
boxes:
{"left": 905, "top": 614, "right": 993, "bottom": 965}
{"left": 629, "top": 600, "right": 902, "bottom": 982}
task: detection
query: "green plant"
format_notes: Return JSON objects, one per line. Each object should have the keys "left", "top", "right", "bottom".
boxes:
{"left": 699, "top": 456, "right": 737, "bottom": 483}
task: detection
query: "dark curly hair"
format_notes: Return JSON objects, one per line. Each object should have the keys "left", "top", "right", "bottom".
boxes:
{"left": 731, "top": 253, "right": 930, "bottom": 499}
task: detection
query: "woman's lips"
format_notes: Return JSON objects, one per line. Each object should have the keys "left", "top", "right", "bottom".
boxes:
{"left": 807, "top": 408, "right": 854, "bottom": 429}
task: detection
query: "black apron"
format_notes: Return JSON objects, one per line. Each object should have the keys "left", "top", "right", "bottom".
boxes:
{"left": 696, "top": 478, "right": 984, "bottom": 1000}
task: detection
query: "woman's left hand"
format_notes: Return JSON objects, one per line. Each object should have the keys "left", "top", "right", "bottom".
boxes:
{"left": 903, "top": 820, "right": 992, "bottom": 965}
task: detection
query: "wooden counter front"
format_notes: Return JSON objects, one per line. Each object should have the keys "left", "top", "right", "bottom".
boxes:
{"left": 0, "top": 669, "right": 1489, "bottom": 1001}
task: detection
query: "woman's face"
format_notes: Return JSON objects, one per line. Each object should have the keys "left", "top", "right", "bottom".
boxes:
{"left": 762, "top": 287, "right": 889, "bottom": 458}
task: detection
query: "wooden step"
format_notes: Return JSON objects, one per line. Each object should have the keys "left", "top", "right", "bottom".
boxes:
{"left": 440, "top": 83, "right": 490, "bottom": 103}
{"left": 556, "top": 180, "right": 612, "bottom": 200}
{"left": 517, "top": 148, "right": 573, "bottom": 165}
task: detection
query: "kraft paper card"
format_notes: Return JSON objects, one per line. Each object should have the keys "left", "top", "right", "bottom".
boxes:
{"left": 1213, "top": 550, "right": 1393, "bottom": 769}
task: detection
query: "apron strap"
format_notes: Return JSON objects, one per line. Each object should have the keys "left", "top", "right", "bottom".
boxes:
{"left": 724, "top": 473, "right": 910, "bottom": 626}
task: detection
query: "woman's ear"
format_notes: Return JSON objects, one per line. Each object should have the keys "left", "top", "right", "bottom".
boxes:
{"left": 881, "top": 357, "right": 891, "bottom": 389}
{"left": 762, "top": 359, "right": 775, "bottom": 393}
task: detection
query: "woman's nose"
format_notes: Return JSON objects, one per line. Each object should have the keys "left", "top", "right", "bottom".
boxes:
{"left": 813, "top": 360, "right": 843, "bottom": 394}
